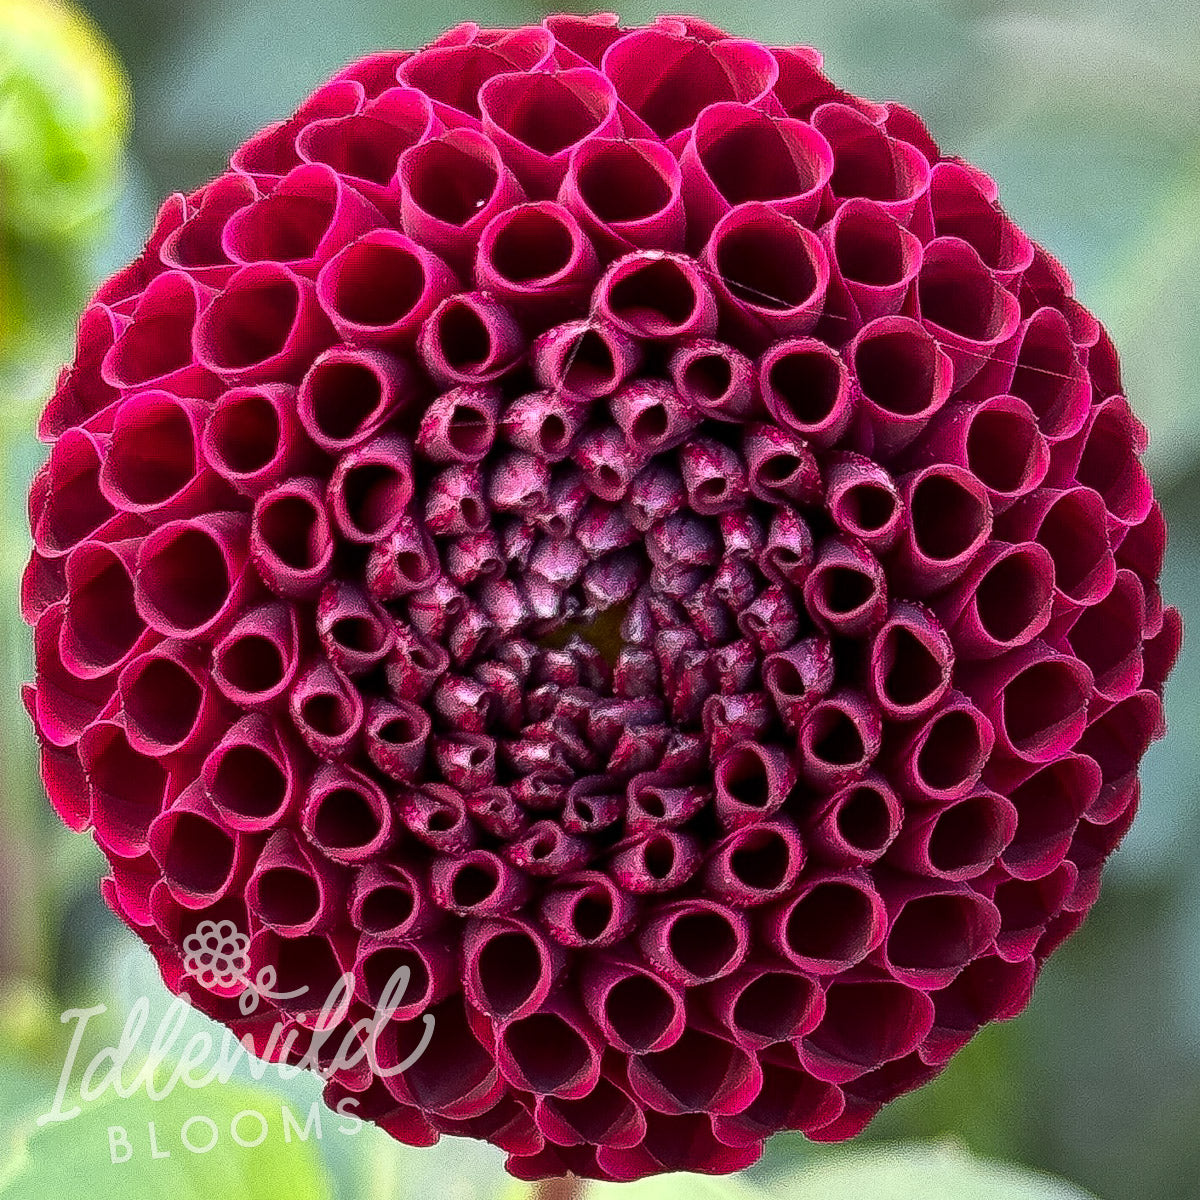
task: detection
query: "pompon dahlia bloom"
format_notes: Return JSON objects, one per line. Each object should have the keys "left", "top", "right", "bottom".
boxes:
{"left": 23, "top": 12, "right": 1182, "bottom": 1183}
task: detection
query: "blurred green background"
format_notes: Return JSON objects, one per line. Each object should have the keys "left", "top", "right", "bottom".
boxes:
{"left": 0, "top": 1, "right": 1197, "bottom": 1197}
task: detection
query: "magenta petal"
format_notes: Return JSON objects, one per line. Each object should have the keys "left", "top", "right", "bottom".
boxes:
{"left": 596, "top": 251, "right": 719, "bottom": 342}
{"left": 211, "top": 600, "right": 301, "bottom": 708}
{"left": 247, "top": 827, "right": 345, "bottom": 935}
{"left": 202, "top": 383, "right": 311, "bottom": 498}
{"left": 250, "top": 477, "right": 336, "bottom": 600}
{"left": 194, "top": 262, "right": 333, "bottom": 384}
{"left": 800, "top": 976, "right": 935, "bottom": 1084}
{"left": 418, "top": 291, "right": 524, "bottom": 387}
{"left": 202, "top": 711, "right": 302, "bottom": 832}
{"left": 561, "top": 137, "right": 685, "bottom": 253}
{"left": 821, "top": 197, "right": 923, "bottom": 323}
{"left": 704, "top": 203, "right": 830, "bottom": 348}
{"left": 222, "top": 162, "right": 383, "bottom": 275}
{"left": 669, "top": 338, "right": 758, "bottom": 422}
{"left": 316, "top": 229, "right": 456, "bottom": 347}
{"left": 806, "top": 775, "right": 903, "bottom": 868}
{"left": 134, "top": 512, "right": 251, "bottom": 639}
{"left": 812, "top": 101, "right": 931, "bottom": 225}
{"left": 148, "top": 781, "right": 248, "bottom": 909}
{"left": 847, "top": 315, "right": 953, "bottom": 458}
{"left": 680, "top": 102, "right": 833, "bottom": 242}
{"left": 476, "top": 202, "right": 599, "bottom": 324}
{"left": 102, "top": 270, "right": 216, "bottom": 395}
{"left": 764, "top": 871, "right": 887, "bottom": 974}
{"left": 480, "top": 67, "right": 621, "bottom": 194}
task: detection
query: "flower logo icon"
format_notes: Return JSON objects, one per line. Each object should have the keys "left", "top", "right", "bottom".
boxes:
{"left": 182, "top": 919, "right": 251, "bottom": 990}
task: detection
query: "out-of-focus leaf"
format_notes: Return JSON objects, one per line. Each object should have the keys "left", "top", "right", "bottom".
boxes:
{"left": 0, "top": 0, "right": 130, "bottom": 410}
{"left": 0, "top": 1066, "right": 335, "bottom": 1200}
{"left": 1092, "top": 160, "right": 1200, "bottom": 482}
{"left": 770, "top": 1143, "right": 1101, "bottom": 1200}
{"left": 0, "top": 0, "right": 129, "bottom": 235}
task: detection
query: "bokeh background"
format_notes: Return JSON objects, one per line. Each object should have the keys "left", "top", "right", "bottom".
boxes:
{"left": 0, "top": 1, "right": 1197, "bottom": 1197}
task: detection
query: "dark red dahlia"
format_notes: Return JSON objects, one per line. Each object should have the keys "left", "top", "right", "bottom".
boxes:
{"left": 24, "top": 13, "right": 1180, "bottom": 1183}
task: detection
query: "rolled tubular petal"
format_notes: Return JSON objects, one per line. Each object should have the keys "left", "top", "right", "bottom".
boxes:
{"left": 417, "top": 292, "right": 524, "bottom": 387}
{"left": 920, "top": 394, "right": 1049, "bottom": 512}
{"left": 764, "top": 871, "right": 887, "bottom": 975}
{"left": 806, "top": 775, "right": 903, "bottom": 868}
{"left": 848, "top": 316, "right": 953, "bottom": 459}
{"left": 916, "top": 237, "right": 1021, "bottom": 386}
{"left": 103, "top": 271, "right": 216, "bottom": 396}
{"left": 100, "top": 392, "right": 224, "bottom": 520}
{"left": 704, "top": 203, "right": 830, "bottom": 348}
{"left": 80, "top": 720, "right": 174, "bottom": 858}
{"left": 680, "top": 102, "right": 833, "bottom": 241}
{"left": 350, "top": 861, "right": 438, "bottom": 939}
{"left": 999, "top": 754, "right": 1099, "bottom": 881}
{"left": 595, "top": 252, "right": 719, "bottom": 342}
{"left": 562, "top": 137, "right": 685, "bottom": 253}
{"left": 316, "top": 229, "right": 457, "bottom": 346}
{"left": 532, "top": 318, "right": 642, "bottom": 399}
{"left": 247, "top": 828, "right": 344, "bottom": 935}
{"left": 354, "top": 933, "right": 457, "bottom": 1019}
{"left": 888, "top": 790, "right": 1018, "bottom": 882}
{"left": 668, "top": 338, "right": 757, "bottom": 422}
{"left": 134, "top": 513, "right": 251, "bottom": 639}
{"left": 118, "top": 639, "right": 224, "bottom": 757}
{"left": 892, "top": 690, "right": 995, "bottom": 803}
{"left": 965, "top": 641, "right": 1092, "bottom": 771}
{"left": 211, "top": 600, "right": 300, "bottom": 708}
{"left": 867, "top": 601, "right": 954, "bottom": 721}
{"left": 463, "top": 915, "right": 563, "bottom": 1021}
{"left": 704, "top": 820, "right": 806, "bottom": 905}
{"left": 936, "top": 539, "right": 1055, "bottom": 659}
{"left": 475, "top": 202, "right": 599, "bottom": 322}
{"left": 971, "top": 306, "right": 1090, "bottom": 442}
{"left": 891, "top": 465, "right": 993, "bottom": 595}
{"left": 637, "top": 898, "right": 750, "bottom": 987}
{"left": 297, "top": 346, "right": 417, "bottom": 453}
{"left": 302, "top": 761, "right": 394, "bottom": 862}
{"left": 325, "top": 434, "right": 414, "bottom": 543}
{"left": 822, "top": 197, "right": 923, "bottom": 323}
{"left": 222, "top": 162, "right": 383, "bottom": 274}
{"left": 813, "top": 101, "right": 931, "bottom": 224}
{"left": 148, "top": 782, "right": 250, "bottom": 909}
{"left": 194, "top": 263, "right": 333, "bottom": 384}
{"left": 202, "top": 712, "right": 303, "bottom": 832}
{"left": 603, "top": 28, "right": 778, "bottom": 148}
{"left": 398, "top": 127, "right": 526, "bottom": 271}
{"left": 759, "top": 338, "right": 853, "bottom": 449}
{"left": 250, "top": 477, "right": 336, "bottom": 600}
{"left": 803, "top": 536, "right": 888, "bottom": 636}
{"left": 1000, "top": 485, "right": 1118, "bottom": 616}
{"left": 625, "top": 1018, "right": 763, "bottom": 1117}
{"left": 202, "top": 383, "right": 310, "bottom": 498}
{"left": 1056, "top": 395, "right": 1153, "bottom": 533}
{"left": 479, "top": 67, "right": 620, "bottom": 194}
{"left": 800, "top": 975, "right": 935, "bottom": 1085}
{"left": 877, "top": 879, "right": 1003, "bottom": 989}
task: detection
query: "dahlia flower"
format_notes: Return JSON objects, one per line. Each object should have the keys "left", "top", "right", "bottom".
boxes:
{"left": 24, "top": 13, "right": 1180, "bottom": 1183}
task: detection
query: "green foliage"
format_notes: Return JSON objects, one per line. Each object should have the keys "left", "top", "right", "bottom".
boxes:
{"left": 769, "top": 1143, "right": 1100, "bottom": 1199}
{"left": 0, "top": 1071, "right": 336, "bottom": 1200}
{"left": 0, "top": 0, "right": 129, "bottom": 411}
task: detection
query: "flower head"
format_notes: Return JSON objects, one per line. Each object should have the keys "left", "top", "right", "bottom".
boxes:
{"left": 25, "top": 13, "right": 1180, "bottom": 1182}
